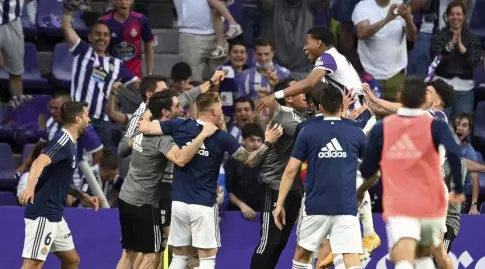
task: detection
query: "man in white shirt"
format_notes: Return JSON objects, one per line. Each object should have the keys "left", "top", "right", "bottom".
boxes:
{"left": 352, "top": 0, "right": 417, "bottom": 102}
{"left": 173, "top": 0, "right": 225, "bottom": 81}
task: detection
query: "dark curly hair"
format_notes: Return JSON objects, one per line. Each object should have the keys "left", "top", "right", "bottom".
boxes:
{"left": 428, "top": 79, "right": 455, "bottom": 109}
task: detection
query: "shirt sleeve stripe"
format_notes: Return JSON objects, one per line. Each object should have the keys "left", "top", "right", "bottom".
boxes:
{"left": 125, "top": 105, "right": 145, "bottom": 138}
{"left": 45, "top": 133, "right": 69, "bottom": 158}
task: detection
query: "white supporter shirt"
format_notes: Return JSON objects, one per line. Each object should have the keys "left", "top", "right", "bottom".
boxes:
{"left": 313, "top": 47, "right": 363, "bottom": 109}
{"left": 174, "top": 0, "right": 215, "bottom": 35}
{"left": 352, "top": 0, "right": 408, "bottom": 80}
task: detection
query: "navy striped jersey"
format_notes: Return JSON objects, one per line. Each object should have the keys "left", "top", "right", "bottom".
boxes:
{"left": 159, "top": 118, "right": 240, "bottom": 206}
{"left": 292, "top": 118, "right": 367, "bottom": 215}
{"left": 70, "top": 39, "right": 138, "bottom": 121}
{"left": 217, "top": 62, "right": 249, "bottom": 117}
{"left": 237, "top": 63, "right": 291, "bottom": 100}
{"left": 24, "top": 130, "right": 77, "bottom": 222}
{"left": 1, "top": 0, "right": 23, "bottom": 25}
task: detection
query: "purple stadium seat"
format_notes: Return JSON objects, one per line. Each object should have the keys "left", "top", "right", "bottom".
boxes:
{"left": 0, "top": 43, "right": 49, "bottom": 91}
{"left": 469, "top": 1, "right": 485, "bottom": 39}
{"left": 473, "top": 102, "right": 485, "bottom": 146}
{"left": 481, "top": 202, "right": 485, "bottom": 214}
{"left": 22, "top": 144, "right": 36, "bottom": 163}
{"left": 0, "top": 107, "right": 13, "bottom": 140}
{"left": 37, "top": 0, "right": 88, "bottom": 37}
{"left": 52, "top": 43, "right": 74, "bottom": 88}
{"left": 0, "top": 143, "right": 16, "bottom": 189}
{"left": 0, "top": 191, "right": 17, "bottom": 206}
{"left": 21, "top": 3, "right": 37, "bottom": 37}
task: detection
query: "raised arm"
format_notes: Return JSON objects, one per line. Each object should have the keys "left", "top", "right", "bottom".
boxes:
{"left": 61, "top": 8, "right": 81, "bottom": 47}
{"left": 353, "top": 4, "right": 397, "bottom": 40}
{"left": 257, "top": 69, "right": 326, "bottom": 114}
{"left": 178, "top": 71, "right": 226, "bottom": 107}
{"left": 231, "top": 124, "right": 283, "bottom": 167}
{"left": 107, "top": 82, "right": 130, "bottom": 125}
{"left": 165, "top": 123, "right": 218, "bottom": 167}
{"left": 363, "top": 83, "right": 402, "bottom": 114}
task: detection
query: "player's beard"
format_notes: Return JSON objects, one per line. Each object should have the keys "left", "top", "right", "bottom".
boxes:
{"left": 78, "top": 124, "right": 87, "bottom": 136}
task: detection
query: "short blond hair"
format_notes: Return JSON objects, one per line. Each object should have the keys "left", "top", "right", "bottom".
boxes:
{"left": 196, "top": 92, "right": 221, "bottom": 112}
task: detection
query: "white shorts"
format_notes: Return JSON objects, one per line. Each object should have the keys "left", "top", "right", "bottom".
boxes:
{"left": 22, "top": 217, "right": 74, "bottom": 261}
{"left": 386, "top": 217, "right": 443, "bottom": 250}
{"left": 168, "top": 201, "right": 221, "bottom": 249}
{"left": 297, "top": 200, "right": 363, "bottom": 254}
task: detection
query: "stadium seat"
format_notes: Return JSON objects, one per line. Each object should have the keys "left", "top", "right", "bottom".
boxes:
{"left": 0, "top": 143, "right": 16, "bottom": 190}
{"left": 0, "top": 43, "right": 49, "bottom": 91}
{"left": 474, "top": 60, "right": 485, "bottom": 102}
{"left": 469, "top": 1, "right": 485, "bottom": 39}
{"left": 481, "top": 202, "right": 485, "bottom": 214}
{"left": 38, "top": 0, "right": 88, "bottom": 37}
{"left": 473, "top": 102, "right": 485, "bottom": 147}
{"left": 0, "top": 191, "right": 17, "bottom": 206}
{"left": 52, "top": 43, "right": 74, "bottom": 88}
{"left": 0, "top": 107, "right": 14, "bottom": 140}
{"left": 22, "top": 144, "right": 36, "bottom": 163}
{"left": 21, "top": 2, "right": 37, "bottom": 37}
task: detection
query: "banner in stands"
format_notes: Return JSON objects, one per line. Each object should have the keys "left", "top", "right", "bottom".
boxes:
{"left": 0, "top": 207, "right": 484, "bottom": 268}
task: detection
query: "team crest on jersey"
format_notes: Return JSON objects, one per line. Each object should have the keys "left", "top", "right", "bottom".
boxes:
{"left": 91, "top": 66, "right": 108, "bottom": 83}
{"left": 114, "top": 41, "right": 136, "bottom": 62}
{"left": 130, "top": 28, "right": 138, "bottom": 37}
{"left": 41, "top": 247, "right": 48, "bottom": 255}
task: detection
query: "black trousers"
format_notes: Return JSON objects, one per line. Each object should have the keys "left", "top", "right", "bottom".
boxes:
{"left": 250, "top": 184, "right": 302, "bottom": 269}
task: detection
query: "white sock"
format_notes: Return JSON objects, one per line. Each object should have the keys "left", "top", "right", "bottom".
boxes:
{"left": 333, "top": 254, "right": 346, "bottom": 269}
{"left": 199, "top": 256, "right": 216, "bottom": 269}
{"left": 169, "top": 255, "right": 188, "bottom": 269}
{"left": 359, "top": 191, "right": 375, "bottom": 236}
{"left": 292, "top": 260, "right": 309, "bottom": 269}
{"left": 395, "top": 260, "right": 414, "bottom": 269}
{"left": 415, "top": 257, "right": 436, "bottom": 269}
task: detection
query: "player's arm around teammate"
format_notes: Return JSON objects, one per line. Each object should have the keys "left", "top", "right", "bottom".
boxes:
{"left": 231, "top": 124, "right": 283, "bottom": 167}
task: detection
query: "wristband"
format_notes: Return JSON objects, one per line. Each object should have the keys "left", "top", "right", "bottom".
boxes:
{"left": 275, "top": 91, "right": 285, "bottom": 99}
{"left": 472, "top": 201, "right": 478, "bottom": 206}
{"left": 264, "top": 141, "right": 273, "bottom": 148}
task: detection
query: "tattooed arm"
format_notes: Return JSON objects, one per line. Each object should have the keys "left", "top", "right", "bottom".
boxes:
{"left": 68, "top": 184, "right": 87, "bottom": 200}
{"left": 231, "top": 144, "right": 271, "bottom": 168}
{"left": 231, "top": 123, "right": 284, "bottom": 167}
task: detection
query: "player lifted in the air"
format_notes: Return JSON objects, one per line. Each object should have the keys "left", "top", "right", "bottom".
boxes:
{"left": 275, "top": 85, "right": 375, "bottom": 269}
{"left": 18, "top": 101, "right": 100, "bottom": 269}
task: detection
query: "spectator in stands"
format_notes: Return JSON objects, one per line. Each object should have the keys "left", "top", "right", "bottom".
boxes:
{"left": 62, "top": 6, "right": 140, "bottom": 148}
{"left": 208, "top": 0, "right": 243, "bottom": 58}
{"left": 330, "top": 0, "right": 360, "bottom": 56}
{"left": 453, "top": 113, "right": 480, "bottom": 215}
{"left": 225, "top": 123, "right": 264, "bottom": 219}
{"left": 237, "top": 37, "right": 290, "bottom": 101}
{"left": 173, "top": 0, "right": 225, "bottom": 81}
{"left": 242, "top": 0, "right": 263, "bottom": 47}
{"left": 0, "top": 0, "right": 25, "bottom": 97}
{"left": 216, "top": 40, "right": 250, "bottom": 117}
{"left": 256, "top": 0, "right": 324, "bottom": 78}
{"left": 352, "top": 0, "right": 417, "bottom": 102}
{"left": 16, "top": 90, "right": 104, "bottom": 188}
{"left": 227, "top": 97, "right": 256, "bottom": 143}
{"left": 430, "top": 1, "right": 483, "bottom": 117}
{"left": 101, "top": 0, "right": 155, "bottom": 119}
{"left": 78, "top": 148, "right": 122, "bottom": 208}
{"left": 171, "top": 62, "right": 193, "bottom": 94}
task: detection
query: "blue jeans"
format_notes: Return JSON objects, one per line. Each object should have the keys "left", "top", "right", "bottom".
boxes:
{"left": 408, "top": 32, "right": 433, "bottom": 77}
{"left": 91, "top": 119, "right": 115, "bottom": 149}
{"left": 444, "top": 90, "right": 475, "bottom": 120}
{"left": 242, "top": 7, "right": 263, "bottom": 48}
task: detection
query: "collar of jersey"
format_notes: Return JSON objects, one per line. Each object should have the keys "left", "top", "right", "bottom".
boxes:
{"left": 397, "top": 108, "right": 425, "bottom": 117}
{"left": 324, "top": 117, "right": 340, "bottom": 120}
{"left": 315, "top": 113, "right": 323, "bottom": 117}
{"left": 61, "top": 128, "right": 76, "bottom": 143}
{"left": 196, "top": 119, "right": 207, "bottom": 125}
